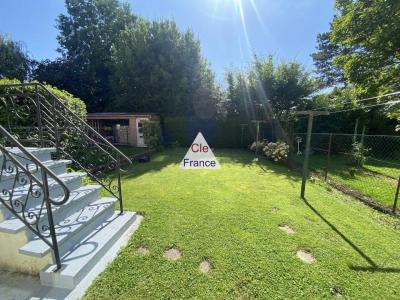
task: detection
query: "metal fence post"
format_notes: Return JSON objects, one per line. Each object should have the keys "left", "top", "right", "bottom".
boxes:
{"left": 52, "top": 94, "right": 60, "bottom": 158}
{"left": 117, "top": 157, "right": 124, "bottom": 214}
{"left": 255, "top": 122, "right": 260, "bottom": 156}
{"left": 41, "top": 169, "right": 62, "bottom": 271}
{"left": 296, "top": 111, "right": 329, "bottom": 199}
{"left": 353, "top": 118, "right": 359, "bottom": 143}
{"left": 325, "top": 133, "right": 333, "bottom": 181}
{"left": 393, "top": 176, "right": 400, "bottom": 214}
{"left": 301, "top": 114, "right": 314, "bottom": 198}
{"left": 35, "top": 84, "right": 44, "bottom": 148}
{"left": 360, "top": 125, "right": 366, "bottom": 147}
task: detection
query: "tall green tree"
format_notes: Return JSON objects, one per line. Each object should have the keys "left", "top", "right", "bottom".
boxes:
{"left": 312, "top": 0, "right": 400, "bottom": 131}
{"left": 39, "top": 0, "right": 137, "bottom": 112}
{"left": 313, "top": 0, "right": 400, "bottom": 94}
{"left": 332, "top": 0, "right": 400, "bottom": 95}
{"left": 311, "top": 32, "right": 345, "bottom": 87}
{"left": 110, "top": 19, "right": 219, "bottom": 117}
{"left": 0, "top": 34, "right": 31, "bottom": 81}
{"left": 225, "top": 55, "right": 318, "bottom": 121}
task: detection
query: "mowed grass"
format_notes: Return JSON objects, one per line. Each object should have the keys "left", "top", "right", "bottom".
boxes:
{"left": 84, "top": 149, "right": 400, "bottom": 299}
{"left": 364, "top": 158, "right": 400, "bottom": 179}
{"left": 301, "top": 154, "right": 399, "bottom": 207}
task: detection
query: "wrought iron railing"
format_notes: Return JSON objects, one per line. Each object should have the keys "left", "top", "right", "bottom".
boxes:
{"left": 0, "top": 125, "right": 69, "bottom": 270}
{"left": 0, "top": 83, "right": 132, "bottom": 213}
{"left": 0, "top": 83, "right": 132, "bottom": 271}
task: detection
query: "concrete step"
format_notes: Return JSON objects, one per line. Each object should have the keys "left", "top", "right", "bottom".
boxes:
{"left": 0, "top": 147, "right": 55, "bottom": 165}
{"left": 0, "top": 159, "right": 71, "bottom": 191}
{"left": 0, "top": 185, "right": 101, "bottom": 236}
{"left": 19, "top": 197, "right": 117, "bottom": 258}
{"left": 0, "top": 172, "right": 86, "bottom": 222}
{"left": 40, "top": 211, "right": 137, "bottom": 289}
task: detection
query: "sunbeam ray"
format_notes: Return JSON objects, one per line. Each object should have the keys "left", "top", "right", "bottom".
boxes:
{"left": 249, "top": 0, "right": 267, "bottom": 33}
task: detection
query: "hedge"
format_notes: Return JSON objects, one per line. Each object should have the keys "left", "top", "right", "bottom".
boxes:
{"left": 163, "top": 116, "right": 296, "bottom": 149}
{"left": 163, "top": 116, "right": 255, "bottom": 148}
{"left": 0, "top": 78, "right": 87, "bottom": 118}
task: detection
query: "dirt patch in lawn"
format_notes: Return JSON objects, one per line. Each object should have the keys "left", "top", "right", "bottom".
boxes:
{"left": 199, "top": 259, "right": 211, "bottom": 273}
{"left": 296, "top": 249, "right": 315, "bottom": 264}
{"left": 136, "top": 246, "right": 150, "bottom": 255}
{"left": 164, "top": 247, "right": 181, "bottom": 261}
{"left": 278, "top": 223, "right": 295, "bottom": 234}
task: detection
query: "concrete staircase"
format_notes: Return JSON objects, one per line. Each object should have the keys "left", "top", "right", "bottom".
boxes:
{"left": 0, "top": 147, "right": 137, "bottom": 290}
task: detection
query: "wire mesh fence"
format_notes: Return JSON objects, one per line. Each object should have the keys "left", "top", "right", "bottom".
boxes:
{"left": 293, "top": 132, "right": 400, "bottom": 213}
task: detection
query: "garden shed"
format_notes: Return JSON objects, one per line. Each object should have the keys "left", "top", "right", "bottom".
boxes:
{"left": 87, "top": 112, "right": 160, "bottom": 147}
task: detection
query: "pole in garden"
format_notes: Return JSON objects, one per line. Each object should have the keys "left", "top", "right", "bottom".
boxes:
{"left": 240, "top": 124, "right": 248, "bottom": 149}
{"left": 353, "top": 118, "right": 359, "bottom": 143}
{"left": 296, "top": 111, "right": 330, "bottom": 199}
{"left": 360, "top": 124, "right": 366, "bottom": 146}
{"left": 393, "top": 176, "right": 400, "bottom": 214}
{"left": 251, "top": 120, "right": 267, "bottom": 158}
{"left": 324, "top": 133, "right": 333, "bottom": 181}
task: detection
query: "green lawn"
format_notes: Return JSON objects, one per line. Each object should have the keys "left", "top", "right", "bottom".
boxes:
{"left": 364, "top": 157, "right": 400, "bottom": 179}
{"left": 297, "top": 154, "right": 399, "bottom": 207}
{"left": 84, "top": 148, "right": 400, "bottom": 299}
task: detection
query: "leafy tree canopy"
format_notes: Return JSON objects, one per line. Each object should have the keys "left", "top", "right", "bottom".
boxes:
{"left": 110, "top": 18, "right": 220, "bottom": 117}
{"left": 312, "top": 0, "right": 400, "bottom": 131}
{"left": 311, "top": 32, "right": 345, "bottom": 87}
{"left": 313, "top": 0, "right": 400, "bottom": 94}
{"left": 0, "top": 34, "right": 31, "bottom": 81}
{"left": 225, "top": 55, "right": 319, "bottom": 121}
{"left": 35, "top": 0, "right": 137, "bottom": 112}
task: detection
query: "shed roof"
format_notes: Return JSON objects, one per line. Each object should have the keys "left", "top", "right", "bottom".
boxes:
{"left": 87, "top": 112, "right": 159, "bottom": 119}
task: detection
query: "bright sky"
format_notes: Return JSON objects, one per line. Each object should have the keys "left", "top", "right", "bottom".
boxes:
{"left": 0, "top": 0, "right": 334, "bottom": 82}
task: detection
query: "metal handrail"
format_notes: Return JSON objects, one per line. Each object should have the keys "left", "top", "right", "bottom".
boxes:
{"left": 0, "top": 125, "right": 70, "bottom": 205}
{"left": 0, "top": 82, "right": 131, "bottom": 213}
{"left": 38, "top": 83, "right": 131, "bottom": 164}
{"left": 0, "top": 125, "right": 67, "bottom": 270}
{"left": 0, "top": 82, "right": 131, "bottom": 164}
{"left": 0, "top": 82, "right": 135, "bottom": 271}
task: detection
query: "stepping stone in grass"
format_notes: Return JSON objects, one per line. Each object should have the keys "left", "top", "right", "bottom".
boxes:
{"left": 278, "top": 223, "right": 295, "bottom": 234}
{"left": 136, "top": 246, "right": 150, "bottom": 255}
{"left": 164, "top": 247, "right": 181, "bottom": 261}
{"left": 330, "top": 287, "right": 343, "bottom": 297}
{"left": 296, "top": 249, "right": 316, "bottom": 264}
{"left": 199, "top": 259, "right": 211, "bottom": 274}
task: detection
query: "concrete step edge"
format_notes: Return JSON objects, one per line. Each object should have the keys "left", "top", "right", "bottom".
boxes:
{"left": 40, "top": 211, "right": 137, "bottom": 289}
{"left": 0, "top": 185, "right": 102, "bottom": 234}
{"left": 18, "top": 197, "right": 118, "bottom": 257}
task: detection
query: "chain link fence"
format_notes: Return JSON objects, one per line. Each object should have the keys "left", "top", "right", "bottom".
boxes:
{"left": 293, "top": 132, "right": 400, "bottom": 213}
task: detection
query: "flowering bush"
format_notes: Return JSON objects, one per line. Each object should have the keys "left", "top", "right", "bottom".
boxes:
{"left": 263, "top": 141, "right": 290, "bottom": 162}
{"left": 250, "top": 140, "right": 267, "bottom": 152}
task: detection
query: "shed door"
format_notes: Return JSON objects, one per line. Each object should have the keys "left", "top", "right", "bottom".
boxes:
{"left": 136, "top": 118, "right": 149, "bottom": 147}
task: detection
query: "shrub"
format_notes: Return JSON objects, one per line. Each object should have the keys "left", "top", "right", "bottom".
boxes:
{"left": 250, "top": 140, "right": 267, "bottom": 152}
{"left": 0, "top": 78, "right": 86, "bottom": 123}
{"left": 143, "top": 120, "right": 161, "bottom": 149}
{"left": 263, "top": 141, "right": 290, "bottom": 162}
{"left": 0, "top": 78, "right": 86, "bottom": 148}
{"left": 351, "top": 142, "right": 370, "bottom": 167}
